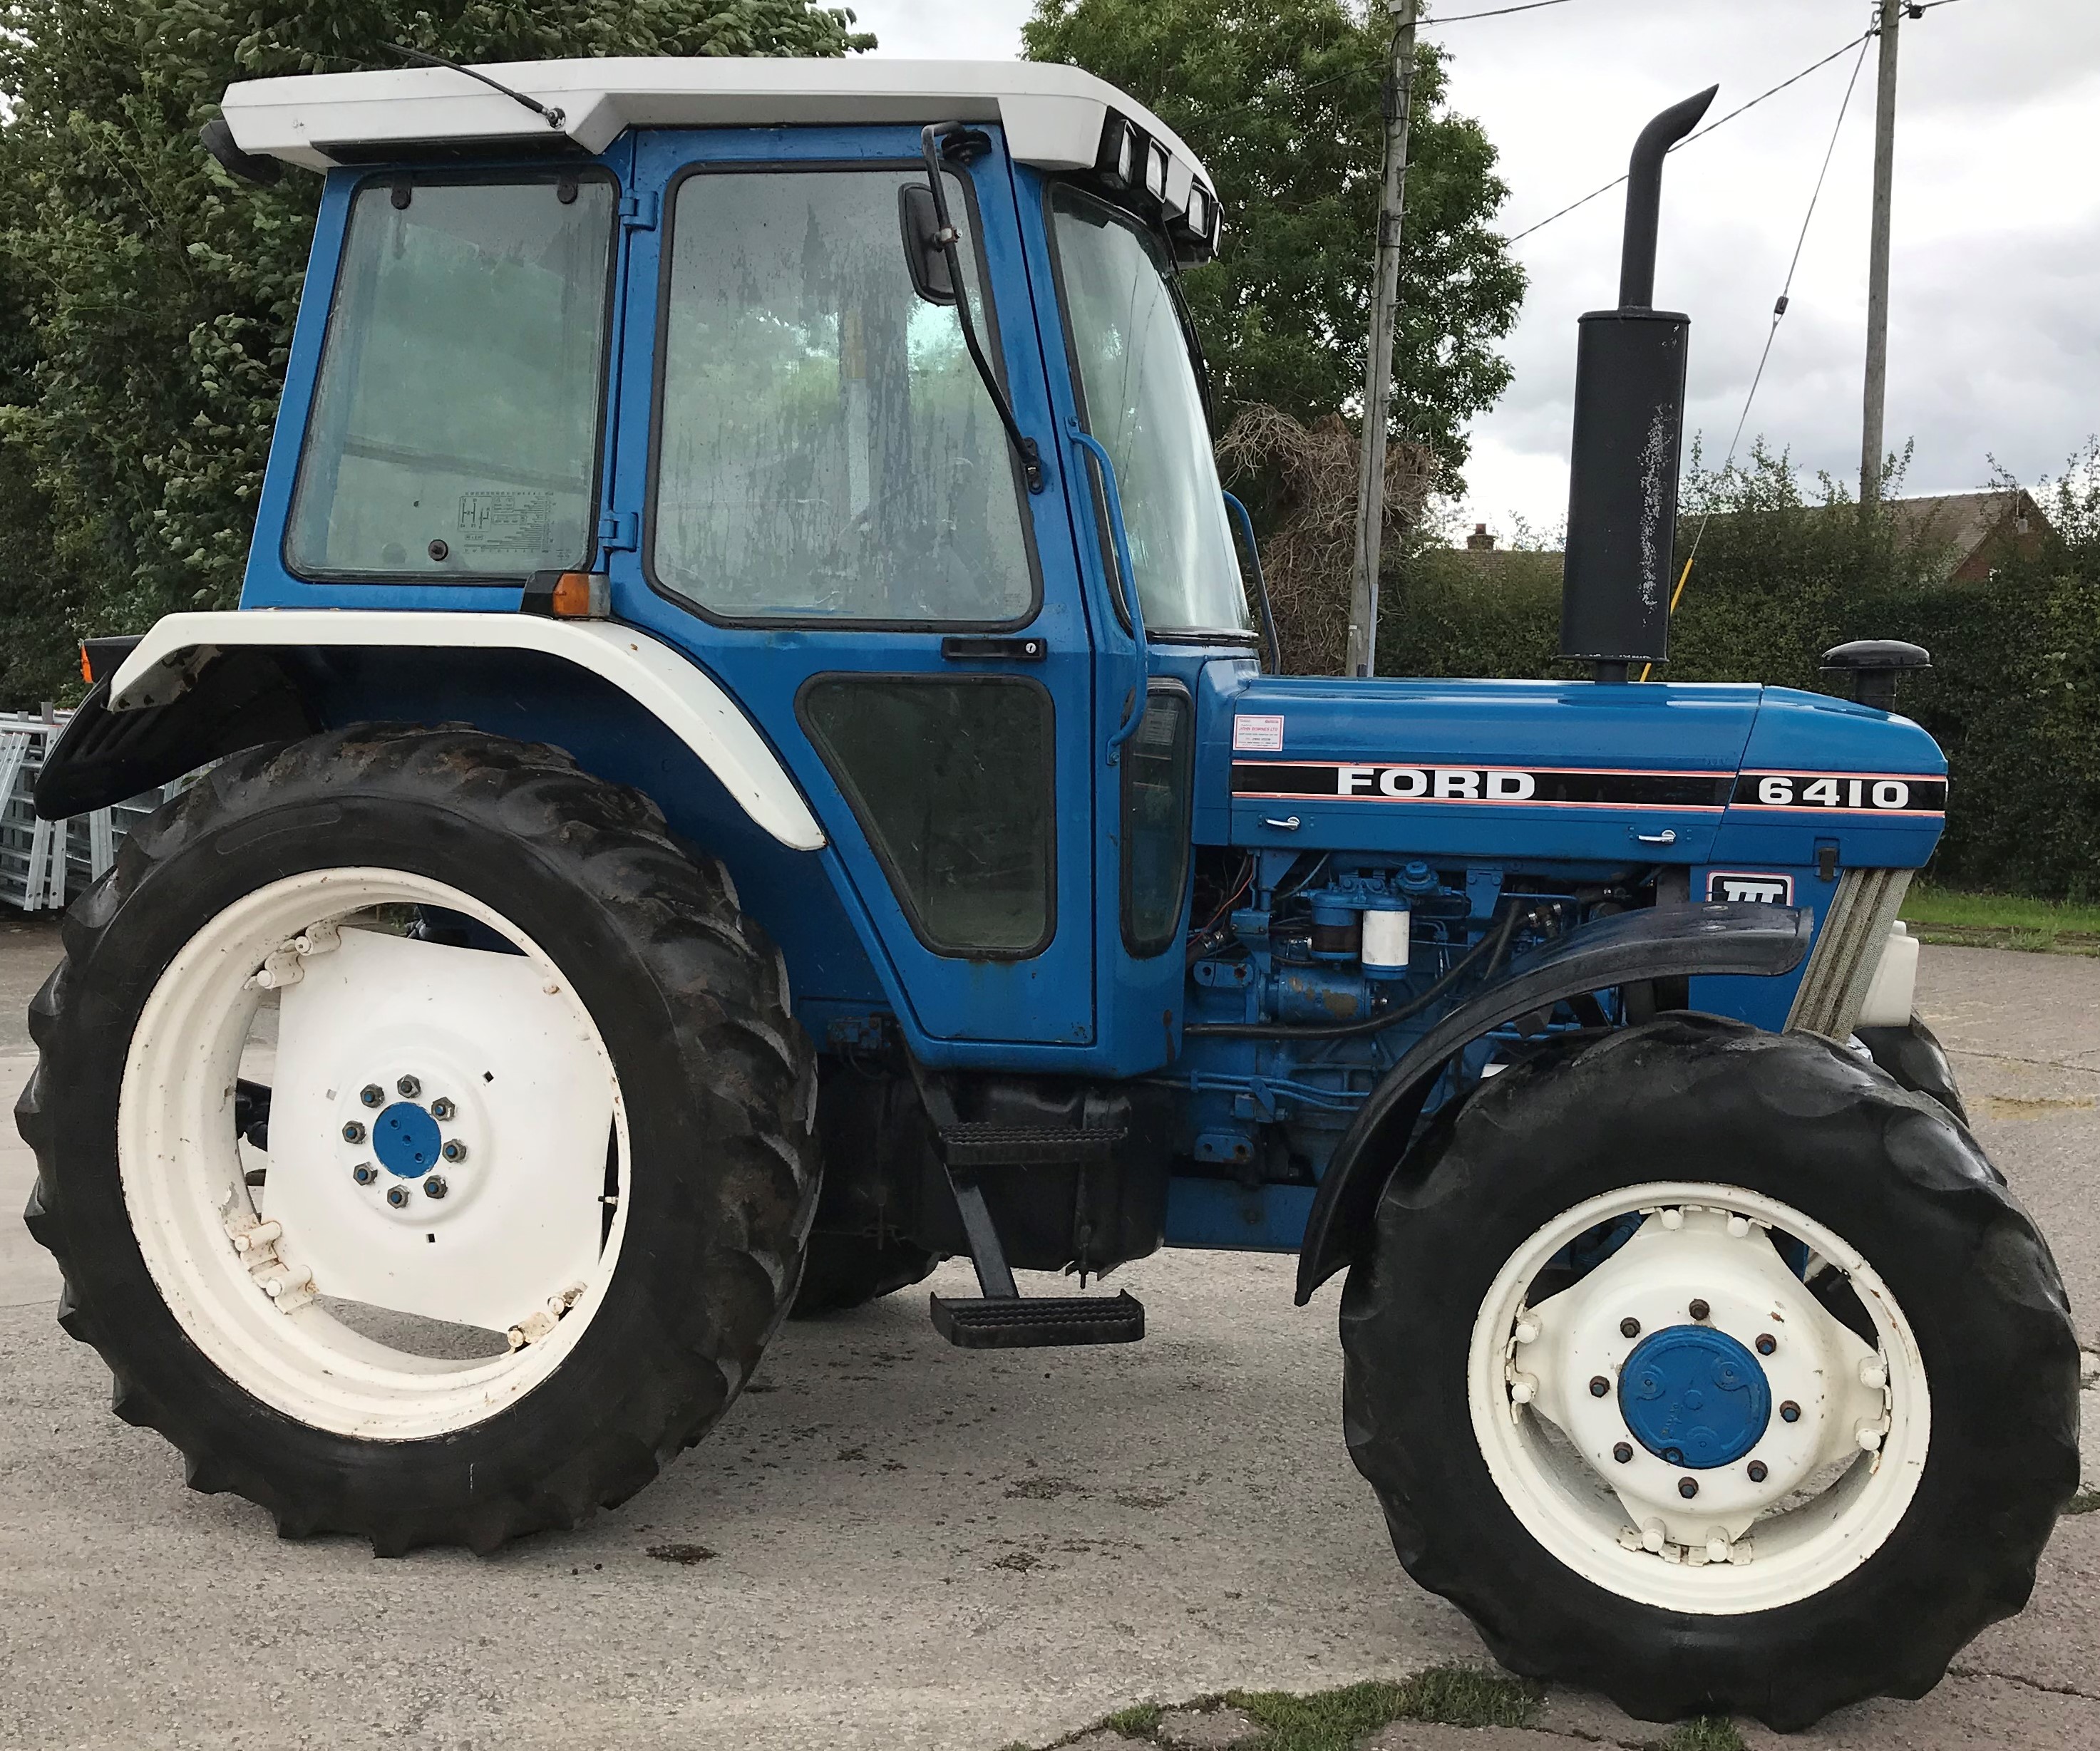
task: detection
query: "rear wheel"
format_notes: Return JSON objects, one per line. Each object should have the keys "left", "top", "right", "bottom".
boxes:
{"left": 791, "top": 1233, "right": 940, "bottom": 1316}
{"left": 19, "top": 726, "right": 818, "bottom": 1553}
{"left": 1341, "top": 1014, "right": 2078, "bottom": 1728}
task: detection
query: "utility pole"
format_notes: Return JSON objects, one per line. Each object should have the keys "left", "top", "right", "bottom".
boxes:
{"left": 1344, "top": 0, "right": 1419, "bottom": 678}
{"left": 1860, "top": 0, "right": 1903, "bottom": 507}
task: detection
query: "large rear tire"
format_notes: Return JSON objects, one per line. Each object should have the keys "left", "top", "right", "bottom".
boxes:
{"left": 19, "top": 726, "right": 819, "bottom": 1554}
{"left": 1340, "top": 1013, "right": 2078, "bottom": 1729}
{"left": 791, "top": 1233, "right": 940, "bottom": 1317}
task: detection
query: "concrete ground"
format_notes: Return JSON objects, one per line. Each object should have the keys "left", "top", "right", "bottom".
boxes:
{"left": 0, "top": 929, "right": 2093, "bottom": 1751}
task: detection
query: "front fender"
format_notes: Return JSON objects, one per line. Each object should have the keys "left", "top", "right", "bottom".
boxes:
{"left": 1292, "top": 901, "right": 1811, "bottom": 1304}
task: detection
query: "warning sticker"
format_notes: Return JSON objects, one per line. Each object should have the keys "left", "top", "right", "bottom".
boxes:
{"left": 1233, "top": 713, "right": 1285, "bottom": 753}
{"left": 457, "top": 490, "right": 555, "bottom": 554}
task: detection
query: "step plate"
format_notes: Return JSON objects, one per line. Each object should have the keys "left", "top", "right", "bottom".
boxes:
{"left": 930, "top": 1291, "right": 1145, "bottom": 1350}
{"left": 939, "top": 1122, "right": 1127, "bottom": 1168}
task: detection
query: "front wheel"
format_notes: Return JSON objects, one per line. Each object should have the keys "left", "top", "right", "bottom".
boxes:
{"left": 19, "top": 727, "right": 819, "bottom": 1554}
{"left": 1340, "top": 1015, "right": 2078, "bottom": 1729}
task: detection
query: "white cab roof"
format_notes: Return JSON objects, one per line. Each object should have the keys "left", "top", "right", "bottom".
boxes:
{"left": 220, "top": 56, "right": 1215, "bottom": 210}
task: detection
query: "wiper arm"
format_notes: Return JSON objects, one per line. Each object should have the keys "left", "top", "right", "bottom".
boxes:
{"left": 920, "top": 125, "right": 1046, "bottom": 495}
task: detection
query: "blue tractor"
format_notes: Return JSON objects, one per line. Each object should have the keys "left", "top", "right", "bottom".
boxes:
{"left": 20, "top": 56, "right": 2076, "bottom": 1730}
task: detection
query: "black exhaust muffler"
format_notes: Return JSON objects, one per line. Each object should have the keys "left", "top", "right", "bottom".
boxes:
{"left": 1559, "top": 86, "right": 1718, "bottom": 683}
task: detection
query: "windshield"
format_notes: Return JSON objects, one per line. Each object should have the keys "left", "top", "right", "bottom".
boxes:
{"left": 1049, "top": 186, "right": 1248, "bottom": 637}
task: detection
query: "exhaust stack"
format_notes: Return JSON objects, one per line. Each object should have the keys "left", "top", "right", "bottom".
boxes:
{"left": 1559, "top": 86, "right": 1718, "bottom": 683}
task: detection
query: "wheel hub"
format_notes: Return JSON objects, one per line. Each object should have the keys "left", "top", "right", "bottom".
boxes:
{"left": 1617, "top": 1323, "right": 1770, "bottom": 1467}
{"left": 374, "top": 1101, "right": 442, "bottom": 1179}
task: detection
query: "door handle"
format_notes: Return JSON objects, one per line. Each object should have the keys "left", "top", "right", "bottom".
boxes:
{"left": 1066, "top": 420, "right": 1148, "bottom": 762}
{"left": 940, "top": 636, "right": 1046, "bottom": 661}
{"left": 1635, "top": 828, "right": 1677, "bottom": 846}
{"left": 1263, "top": 815, "right": 1302, "bottom": 832}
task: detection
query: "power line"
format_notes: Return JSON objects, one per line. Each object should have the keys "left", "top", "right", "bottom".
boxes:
{"left": 1427, "top": 0, "right": 1575, "bottom": 22}
{"left": 1505, "top": 27, "right": 1874, "bottom": 243}
{"left": 1180, "top": 0, "right": 1575, "bottom": 140}
{"left": 1636, "top": 29, "right": 1874, "bottom": 679}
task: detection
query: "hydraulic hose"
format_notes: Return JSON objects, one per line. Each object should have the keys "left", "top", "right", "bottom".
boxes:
{"left": 1183, "top": 902, "right": 1528, "bottom": 1040}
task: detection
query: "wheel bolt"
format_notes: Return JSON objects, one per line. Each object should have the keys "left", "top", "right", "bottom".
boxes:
{"left": 1588, "top": 1375, "right": 1610, "bottom": 1398}
{"left": 1688, "top": 1298, "right": 1710, "bottom": 1322}
{"left": 431, "top": 1097, "right": 455, "bottom": 1121}
{"left": 1620, "top": 1317, "right": 1640, "bottom": 1338}
{"left": 385, "top": 1185, "right": 410, "bottom": 1209}
{"left": 351, "top": 1164, "right": 377, "bottom": 1186}
{"left": 1780, "top": 1400, "right": 1801, "bottom": 1423}
{"left": 441, "top": 1140, "right": 467, "bottom": 1163}
{"left": 341, "top": 1121, "right": 366, "bottom": 1144}
{"left": 423, "top": 1176, "right": 448, "bottom": 1200}
{"left": 397, "top": 1074, "right": 421, "bottom": 1099}
{"left": 1678, "top": 1477, "right": 1698, "bottom": 1499}
{"left": 1756, "top": 1333, "right": 1777, "bottom": 1355}
{"left": 1747, "top": 1460, "right": 1769, "bottom": 1483}
{"left": 1612, "top": 1442, "right": 1633, "bottom": 1464}
{"left": 360, "top": 1084, "right": 384, "bottom": 1108}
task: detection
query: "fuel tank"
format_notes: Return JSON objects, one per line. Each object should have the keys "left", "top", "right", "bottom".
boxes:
{"left": 1191, "top": 670, "right": 1947, "bottom": 871}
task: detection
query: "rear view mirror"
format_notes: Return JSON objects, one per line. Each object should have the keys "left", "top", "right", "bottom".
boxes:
{"left": 898, "top": 182, "right": 956, "bottom": 306}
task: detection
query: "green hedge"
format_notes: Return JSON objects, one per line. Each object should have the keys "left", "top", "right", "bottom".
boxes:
{"left": 1376, "top": 449, "right": 2100, "bottom": 900}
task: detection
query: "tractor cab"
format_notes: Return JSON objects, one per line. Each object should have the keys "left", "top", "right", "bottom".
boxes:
{"left": 214, "top": 58, "right": 1254, "bottom": 1073}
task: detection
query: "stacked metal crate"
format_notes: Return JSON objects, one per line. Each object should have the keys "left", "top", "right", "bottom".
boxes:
{"left": 0, "top": 709, "right": 180, "bottom": 912}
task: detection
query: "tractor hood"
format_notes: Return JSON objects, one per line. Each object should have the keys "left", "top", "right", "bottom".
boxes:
{"left": 1192, "top": 671, "right": 1947, "bottom": 872}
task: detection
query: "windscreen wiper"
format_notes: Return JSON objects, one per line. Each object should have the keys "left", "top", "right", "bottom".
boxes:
{"left": 918, "top": 125, "right": 1046, "bottom": 495}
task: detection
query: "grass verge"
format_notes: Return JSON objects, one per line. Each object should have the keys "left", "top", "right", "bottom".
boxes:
{"left": 1900, "top": 884, "right": 2100, "bottom": 955}
{"left": 1057, "top": 1661, "right": 1540, "bottom": 1750}
{"left": 2064, "top": 1489, "right": 2100, "bottom": 1517}
{"left": 1647, "top": 1722, "right": 1747, "bottom": 1751}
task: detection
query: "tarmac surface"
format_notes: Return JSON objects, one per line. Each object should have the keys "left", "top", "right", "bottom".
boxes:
{"left": 0, "top": 921, "right": 2093, "bottom": 1750}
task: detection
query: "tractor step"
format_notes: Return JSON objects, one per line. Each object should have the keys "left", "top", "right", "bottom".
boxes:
{"left": 930, "top": 1291, "right": 1145, "bottom": 1350}
{"left": 938, "top": 1122, "right": 1126, "bottom": 1167}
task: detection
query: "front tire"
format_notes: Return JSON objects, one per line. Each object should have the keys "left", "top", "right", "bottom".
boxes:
{"left": 1340, "top": 1014, "right": 2078, "bottom": 1728}
{"left": 19, "top": 726, "right": 819, "bottom": 1553}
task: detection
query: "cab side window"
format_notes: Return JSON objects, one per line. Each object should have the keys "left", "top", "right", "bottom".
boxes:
{"left": 652, "top": 168, "right": 1036, "bottom": 626}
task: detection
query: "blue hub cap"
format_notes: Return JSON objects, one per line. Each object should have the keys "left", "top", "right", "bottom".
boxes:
{"left": 373, "top": 1101, "right": 442, "bottom": 1179}
{"left": 1617, "top": 1324, "right": 1771, "bottom": 1468}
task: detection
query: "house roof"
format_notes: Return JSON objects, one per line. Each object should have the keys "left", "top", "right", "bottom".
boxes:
{"left": 1887, "top": 487, "right": 2044, "bottom": 579}
{"left": 219, "top": 57, "right": 1216, "bottom": 221}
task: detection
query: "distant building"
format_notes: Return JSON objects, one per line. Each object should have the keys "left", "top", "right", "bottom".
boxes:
{"left": 1888, "top": 487, "right": 2049, "bottom": 583}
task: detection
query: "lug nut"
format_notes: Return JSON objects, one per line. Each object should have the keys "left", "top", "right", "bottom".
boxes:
{"left": 1620, "top": 1317, "right": 1640, "bottom": 1339}
{"left": 360, "top": 1084, "right": 384, "bottom": 1108}
{"left": 386, "top": 1185, "right": 410, "bottom": 1209}
{"left": 1747, "top": 1460, "right": 1769, "bottom": 1483}
{"left": 423, "top": 1175, "right": 448, "bottom": 1200}
{"left": 1756, "top": 1333, "right": 1777, "bottom": 1356}
{"left": 351, "top": 1164, "right": 377, "bottom": 1186}
{"left": 396, "top": 1074, "right": 421, "bottom": 1099}
{"left": 1688, "top": 1298, "right": 1710, "bottom": 1322}
{"left": 1678, "top": 1477, "right": 1699, "bottom": 1499}
{"left": 441, "top": 1139, "right": 467, "bottom": 1163}
{"left": 431, "top": 1097, "right": 455, "bottom": 1122}
{"left": 1589, "top": 1375, "right": 1610, "bottom": 1398}
{"left": 341, "top": 1121, "right": 366, "bottom": 1144}
{"left": 1612, "top": 1442, "right": 1633, "bottom": 1464}
{"left": 1780, "top": 1400, "right": 1801, "bottom": 1423}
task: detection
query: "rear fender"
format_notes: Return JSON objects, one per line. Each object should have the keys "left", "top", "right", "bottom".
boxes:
{"left": 1293, "top": 901, "right": 1812, "bottom": 1304}
{"left": 38, "top": 610, "right": 825, "bottom": 852}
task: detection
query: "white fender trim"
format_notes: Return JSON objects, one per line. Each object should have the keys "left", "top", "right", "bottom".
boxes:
{"left": 108, "top": 611, "right": 826, "bottom": 852}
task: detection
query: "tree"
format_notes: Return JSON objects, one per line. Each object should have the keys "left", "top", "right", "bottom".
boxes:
{"left": 0, "top": 0, "right": 873, "bottom": 703}
{"left": 1023, "top": 0, "right": 1525, "bottom": 480}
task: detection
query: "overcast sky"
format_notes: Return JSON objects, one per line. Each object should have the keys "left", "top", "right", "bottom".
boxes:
{"left": 846, "top": 0, "right": 2100, "bottom": 541}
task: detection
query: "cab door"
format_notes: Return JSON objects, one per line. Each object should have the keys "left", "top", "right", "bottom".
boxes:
{"left": 602, "top": 125, "right": 1099, "bottom": 1051}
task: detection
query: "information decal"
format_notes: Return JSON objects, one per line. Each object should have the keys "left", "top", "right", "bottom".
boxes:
{"left": 1230, "top": 760, "right": 1734, "bottom": 810}
{"left": 1731, "top": 770, "right": 1947, "bottom": 816}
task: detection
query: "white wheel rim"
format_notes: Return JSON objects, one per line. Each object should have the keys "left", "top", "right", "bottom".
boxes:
{"left": 1467, "top": 1181, "right": 1930, "bottom": 1614}
{"left": 118, "top": 869, "right": 631, "bottom": 1442}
